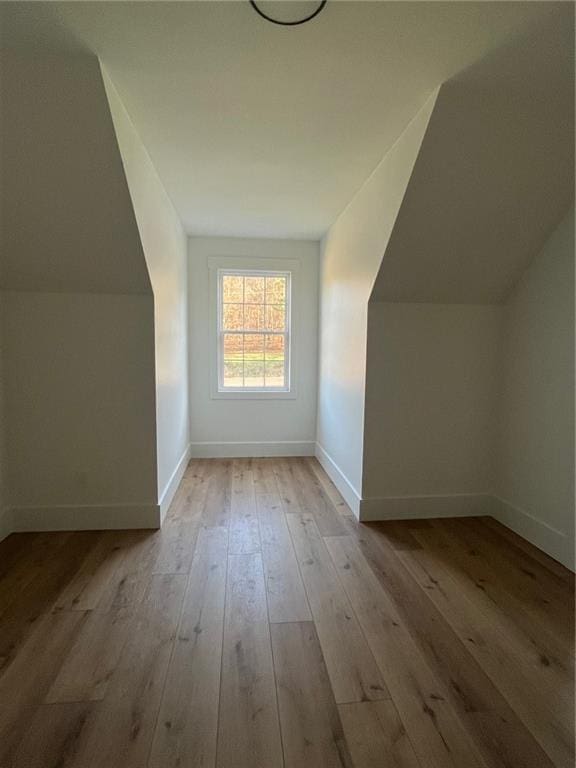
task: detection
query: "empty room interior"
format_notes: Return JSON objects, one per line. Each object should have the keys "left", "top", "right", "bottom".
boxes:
{"left": 0, "top": 1, "right": 574, "bottom": 767}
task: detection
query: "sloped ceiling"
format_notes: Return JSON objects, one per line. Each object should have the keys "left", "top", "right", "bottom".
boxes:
{"left": 371, "top": 5, "right": 574, "bottom": 304}
{"left": 1, "top": 1, "right": 558, "bottom": 239}
{"left": 0, "top": 47, "right": 151, "bottom": 294}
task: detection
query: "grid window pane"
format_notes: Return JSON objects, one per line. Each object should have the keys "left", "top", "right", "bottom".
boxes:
{"left": 244, "top": 276, "right": 265, "bottom": 304}
{"left": 219, "top": 271, "right": 289, "bottom": 391}
{"left": 265, "top": 304, "right": 285, "bottom": 332}
{"left": 223, "top": 334, "right": 243, "bottom": 359}
{"left": 244, "top": 359, "right": 264, "bottom": 387}
{"left": 266, "top": 276, "right": 285, "bottom": 304}
{"left": 265, "top": 359, "right": 284, "bottom": 387}
{"left": 243, "top": 333, "right": 264, "bottom": 359}
{"left": 244, "top": 304, "right": 265, "bottom": 331}
{"left": 265, "top": 334, "right": 284, "bottom": 357}
{"left": 223, "top": 275, "right": 243, "bottom": 302}
{"left": 223, "top": 303, "right": 243, "bottom": 331}
{"left": 223, "top": 361, "right": 243, "bottom": 387}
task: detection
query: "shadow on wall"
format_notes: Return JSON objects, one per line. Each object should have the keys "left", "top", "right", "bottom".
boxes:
{"left": 0, "top": 47, "right": 159, "bottom": 534}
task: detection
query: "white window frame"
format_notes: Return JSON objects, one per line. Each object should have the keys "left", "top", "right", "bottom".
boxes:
{"left": 208, "top": 257, "right": 299, "bottom": 400}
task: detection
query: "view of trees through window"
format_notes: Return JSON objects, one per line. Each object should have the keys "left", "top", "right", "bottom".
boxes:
{"left": 220, "top": 271, "right": 289, "bottom": 389}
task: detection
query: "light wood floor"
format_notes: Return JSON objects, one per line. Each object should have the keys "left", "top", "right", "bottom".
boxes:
{"left": 0, "top": 457, "right": 574, "bottom": 768}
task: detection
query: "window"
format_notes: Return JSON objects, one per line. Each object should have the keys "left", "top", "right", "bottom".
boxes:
{"left": 217, "top": 269, "right": 291, "bottom": 392}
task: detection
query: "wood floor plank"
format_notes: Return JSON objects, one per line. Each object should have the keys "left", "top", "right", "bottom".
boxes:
{"left": 148, "top": 526, "right": 228, "bottom": 768}
{"left": 151, "top": 516, "right": 200, "bottom": 575}
{"left": 11, "top": 702, "right": 93, "bottom": 768}
{"left": 400, "top": 532, "right": 574, "bottom": 768}
{"left": 153, "top": 462, "right": 208, "bottom": 574}
{"left": 273, "top": 458, "right": 303, "bottom": 512}
{"left": 338, "top": 701, "right": 421, "bottom": 768}
{"left": 373, "top": 520, "right": 424, "bottom": 551}
{"left": 164, "top": 460, "right": 207, "bottom": 521}
{"left": 2, "top": 462, "right": 574, "bottom": 768}
{"left": 307, "top": 459, "right": 354, "bottom": 520}
{"left": 286, "top": 512, "right": 389, "bottom": 704}
{"left": 325, "top": 535, "right": 486, "bottom": 768}
{"left": 463, "top": 517, "right": 573, "bottom": 595}
{"left": 271, "top": 621, "right": 354, "bottom": 768}
{"left": 69, "top": 574, "right": 187, "bottom": 768}
{"left": 229, "top": 461, "right": 261, "bottom": 555}
{"left": 94, "top": 530, "right": 161, "bottom": 612}
{"left": 292, "top": 458, "right": 348, "bottom": 536}
{"left": 483, "top": 517, "right": 574, "bottom": 586}
{"left": 0, "top": 532, "right": 97, "bottom": 674}
{"left": 415, "top": 523, "right": 574, "bottom": 699}
{"left": 425, "top": 521, "right": 573, "bottom": 676}
{"left": 46, "top": 607, "right": 133, "bottom": 704}
{"left": 0, "top": 532, "right": 40, "bottom": 580}
{"left": 217, "top": 553, "right": 283, "bottom": 768}
{"left": 257, "top": 493, "right": 312, "bottom": 623}
{"left": 253, "top": 457, "right": 280, "bottom": 494}
{"left": 0, "top": 532, "right": 73, "bottom": 619}
{"left": 202, "top": 460, "right": 233, "bottom": 528}
{"left": 451, "top": 518, "right": 574, "bottom": 644}
{"left": 347, "top": 521, "right": 557, "bottom": 768}
{"left": 0, "top": 610, "right": 88, "bottom": 764}
{"left": 53, "top": 532, "right": 128, "bottom": 611}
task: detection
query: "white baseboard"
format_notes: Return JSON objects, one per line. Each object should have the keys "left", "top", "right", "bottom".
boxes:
{"left": 491, "top": 495, "right": 574, "bottom": 571}
{"left": 189, "top": 441, "right": 315, "bottom": 458}
{"left": 9, "top": 503, "right": 160, "bottom": 532}
{"left": 159, "top": 444, "right": 191, "bottom": 521}
{"left": 0, "top": 506, "right": 13, "bottom": 542}
{"left": 359, "top": 493, "right": 492, "bottom": 522}
{"left": 314, "top": 443, "right": 361, "bottom": 517}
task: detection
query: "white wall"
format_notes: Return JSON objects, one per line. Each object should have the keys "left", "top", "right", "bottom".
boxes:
{"left": 358, "top": 209, "right": 574, "bottom": 568}
{"left": 495, "top": 208, "right": 575, "bottom": 569}
{"left": 188, "top": 237, "right": 319, "bottom": 456}
{"left": 0, "top": 294, "right": 8, "bottom": 540}
{"left": 103, "top": 68, "right": 190, "bottom": 516}
{"left": 362, "top": 303, "right": 501, "bottom": 518}
{"left": 371, "top": 40, "right": 574, "bottom": 305}
{"left": 0, "top": 49, "right": 159, "bottom": 535}
{"left": 316, "top": 91, "right": 438, "bottom": 510}
{"left": 0, "top": 50, "right": 151, "bottom": 295}
{"left": 2, "top": 291, "right": 158, "bottom": 529}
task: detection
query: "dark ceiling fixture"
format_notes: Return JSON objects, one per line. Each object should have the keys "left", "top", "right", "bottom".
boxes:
{"left": 249, "top": 0, "right": 327, "bottom": 26}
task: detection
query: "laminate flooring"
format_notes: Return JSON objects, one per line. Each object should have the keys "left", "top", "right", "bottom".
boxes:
{"left": 0, "top": 458, "right": 573, "bottom": 768}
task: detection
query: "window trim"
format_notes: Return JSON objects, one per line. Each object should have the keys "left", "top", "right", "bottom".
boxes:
{"left": 208, "top": 256, "right": 300, "bottom": 400}
{"left": 216, "top": 268, "right": 291, "bottom": 394}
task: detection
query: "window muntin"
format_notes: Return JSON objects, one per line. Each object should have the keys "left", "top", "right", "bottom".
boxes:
{"left": 218, "top": 269, "right": 291, "bottom": 391}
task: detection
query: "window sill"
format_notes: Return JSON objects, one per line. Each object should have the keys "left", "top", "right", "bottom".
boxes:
{"left": 210, "top": 389, "right": 297, "bottom": 400}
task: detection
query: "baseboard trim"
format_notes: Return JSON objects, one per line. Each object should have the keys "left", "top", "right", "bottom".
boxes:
{"left": 2, "top": 478, "right": 571, "bottom": 572}
{"left": 314, "top": 443, "right": 361, "bottom": 517}
{"left": 491, "top": 495, "right": 574, "bottom": 571}
{"left": 9, "top": 503, "right": 160, "bottom": 532}
{"left": 189, "top": 441, "right": 315, "bottom": 458}
{"left": 159, "top": 444, "right": 191, "bottom": 521}
{"left": 359, "top": 493, "right": 492, "bottom": 522}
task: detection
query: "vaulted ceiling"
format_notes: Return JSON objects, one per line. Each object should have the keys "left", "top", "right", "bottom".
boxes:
{"left": 0, "top": 1, "right": 560, "bottom": 238}
{"left": 371, "top": 5, "right": 574, "bottom": 303}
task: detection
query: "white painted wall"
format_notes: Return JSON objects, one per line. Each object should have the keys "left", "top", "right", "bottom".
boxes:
{"left": 495, "top": 208, "right": 575, "bottom": 569}
{"left": 0, "top": 49, "right": 159, "bottom": 534}
{"left": 0, "top": 49, "right": 151, "bottom": 295}
{"left": 316, "top": 92, "right": 438, "bottom": 509}
{"left": 103, "top": 68, "right": 190, "bottom": 515}
{"left": 362, "top": 303, "right": 501, "bottom": 518}
{"left": 2, "top": 291, "right": 158, "bottom": 529}
{"left": 188, "top": 237, "right": 319, "bottom": 456}
{"left": 358, "top": 209, "right": 574, "bottom": 568}
{"left": 0, "top": 294, "right": 9, "bottom": 540}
